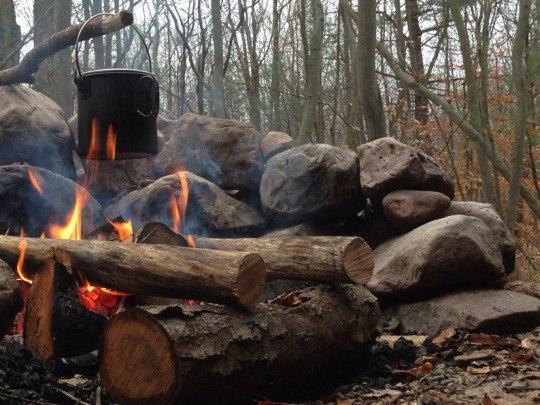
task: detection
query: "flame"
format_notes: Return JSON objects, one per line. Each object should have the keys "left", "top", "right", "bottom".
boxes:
{"left": 16, "top": 238, "right": 32, "bottom": 284}
{"left": 48, "top": 189, "right": 87, "bottom": 240}
{"left": 170, "top": 171, "right": 189, "bottom": 233}
{"left": 105, "top": 123, "right": 117, "bottom": 161}
{"left": 27, "top": 167, "right": 43, "bottom": 195}
{"left": 186, "top": 235, "right": 196, "bottom": 247}
{"left": 87, "top": 118, "right": 100, "bottom": 161}
{"left": 109, "top": 219, "right": 133, "bottom": 242}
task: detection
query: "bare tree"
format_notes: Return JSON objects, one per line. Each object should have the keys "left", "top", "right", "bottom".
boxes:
{"left": 0, "top": 0, "right": 21, "bottom": 69}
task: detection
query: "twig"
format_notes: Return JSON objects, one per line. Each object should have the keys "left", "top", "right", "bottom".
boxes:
{"left": 52, "top": 387, "right": 91, "bottom": 405}
{"left": 0, "top": 11, "right": 133, "bottom": 85}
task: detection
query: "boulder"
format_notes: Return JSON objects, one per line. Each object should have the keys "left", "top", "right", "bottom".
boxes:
{"left": 367, "top": 215, "right": 505, "bottom": 299}
{"left": 0, "top": 85, "right": 76, "bottom": 179}
{"left": 0, "top": 260, "right": 22, "bottom": 338}
{"left": 155, "top": 113, "right": 264, "bottom": 191}
{"left": 504, "top": 280, "right": 540, "bottom": 300}
{"left": 357, "top": 137, "right": 454, "bottom": 205}
{"left": 261, "top": 131, "right": 298, "bottom": 161}
{"left": 444, "top": 201, "right": 515, "bottom": 274}
{"left": 104, "top": 172, "right": 266, "bottom": 237}
{"left": 0, "top": 164, "right": 104, "bottom": 236}
{"left": 385, "top": 289, "right": 540, "bottom": 335}
{"left": 260, "top": 144, "right": 365, "bottom": 225}
{"left": 382, "top": 190, "right": 451, "bottom": 231}
{"left": 351, "top": 209, "right": 400, "bottom": 249}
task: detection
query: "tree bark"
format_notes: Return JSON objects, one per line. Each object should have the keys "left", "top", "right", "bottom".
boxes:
{"left": 270, "top": 0, "right": 283, "bottom": 130}
{"left": 0, "top": 236, "right": 267, "bottom": 309}
{"left": 99, "top": 284, "right": 381, "bottom": 404}
{"left": 0, "top": 0, "right": 21, "bottom": 68}
{"left": 506, "top": 0, "right": 532, "bottom": 232}
{"left": 196, "top": 236, "right": 373, "bottom": 284}
{"left": 91, "top": 0, "right": 105, "bottom": 69}
{"left": 24, "top": 260, "right": 106, "bottom": 362}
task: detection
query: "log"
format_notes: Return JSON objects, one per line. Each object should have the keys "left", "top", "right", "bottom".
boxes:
{"left": 99, "top": 284, "right": 381, "bottom": 404}
{"left": 0, "top": 236, "right": 266, "bottom": 309}
{"left": 0, "top": 11, "right": 133, "bottom": 85}
{"left": 196, "top": 236, "right": 373, "bottom": 284}
{"left": 24, "top": 260, "right": 107, "bottom": 362}
{"left": 0, "top": 260, "right": 23, "bottom": 338}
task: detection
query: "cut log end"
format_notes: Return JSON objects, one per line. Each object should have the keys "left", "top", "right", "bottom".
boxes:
{"left": 343, "top": 237, "right": 374, "bottom": 285}
{"left": 236, "top": 253, "right": 267, "bottom": 308}
{"left": 118, "top": 10, "right": 134, "bottom": 25}
{"left": 23, "top": 261, "right": 54, "bottom": 362}
{"left": 100, "top": 309, "right": 178, "bottom": 404}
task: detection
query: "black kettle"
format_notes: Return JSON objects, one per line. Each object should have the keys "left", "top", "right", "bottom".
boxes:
{"left": 74, "top": 14, "right": 159, "bottom": 160}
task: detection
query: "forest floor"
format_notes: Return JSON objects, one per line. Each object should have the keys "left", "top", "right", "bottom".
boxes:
{"left": 0, "top": 328, "right": 539, "bottom": 404}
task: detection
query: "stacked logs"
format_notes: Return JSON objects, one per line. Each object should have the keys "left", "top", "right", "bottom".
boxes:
{"left": 0, "top": 230, "right": 377, "bottom": 403}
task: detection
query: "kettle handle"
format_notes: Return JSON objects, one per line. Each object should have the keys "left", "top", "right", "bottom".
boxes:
{"left": 74, "top": 13, "right": 153, "bottom": 81}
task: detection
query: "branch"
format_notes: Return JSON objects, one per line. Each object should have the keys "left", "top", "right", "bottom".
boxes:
{"left": 0, "top": 11, "right": 133, "bottom": 85}
{"left": 375, "top": 40, "right": 540, "bottom": 218}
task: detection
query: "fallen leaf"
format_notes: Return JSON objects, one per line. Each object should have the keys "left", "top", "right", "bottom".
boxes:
{"left": 415, "top": 355, "right": 437, "bottom": 365}
{"left": 378, "top": 334, "right": 427, "bottom": 348}
{"left": 467, "top": 365, "right": 503, "bottom": 375}
{"left": 432, "top": 326, "right": 456, "bottom": 346}
{"left": 335, "top": 399, "right": 354, "bottom": 405}
{"left": 468, "top": 333, "right": 519, "bottom": 348}
{"left": 507, "top": 350, "right": 535, "bottom": 364}
{"left": 454, "top": 349, "right": 496, "bottom": 364}
{"left": 482, "top": 393, "right": 495, "bottom": 405}
{"left": 392, "top": 362, "right": 433, "bottom": 380}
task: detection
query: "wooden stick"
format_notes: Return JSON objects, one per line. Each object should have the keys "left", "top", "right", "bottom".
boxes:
{"left": 99, "top": 284, "right": 381, "bottom": 404}
{"left": 0, "top": 11, "right": 133, "bottom": 85}
{"left": 0, "top": 236, "right": 266, "bottom": 309}
{"left": 196, "top": 236, "right": 373, "bottom": 284}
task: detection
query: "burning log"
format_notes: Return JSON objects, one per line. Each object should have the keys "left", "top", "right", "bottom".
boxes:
{"left": 24, "top": 260, "right": 107, "bottom": 362}
{"left": 99, "top": 284, "right": 381, "bottom": 404}
{"left": 0, "top": 11, "right": 133, "bottom": 85}
{"left": 0, "top": 236, "right": 266, "bottom": 309}
{"left": 196, "top": 236, "right": 373, "bottom": 284}
{"left": 0, "top": 260, "right": 23, "bottom": 338}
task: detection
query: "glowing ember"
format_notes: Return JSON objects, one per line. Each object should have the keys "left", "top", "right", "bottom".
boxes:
{"left": 27, "top": 167, "right": 43, "bottom": 195}
{"left": 106, "top": 123, "right": 117, "bottom": 161}
{"left": 109, "top": 219, "right": 133, "bottom": 242}
{"left": 16, "top": 238, "right": 32, "bottom": 284}
{"left": 170, "top": 170, "right": 189, "bottom": 233}
{"left": 79, "top": 282, "right": 126, "bottom": 317}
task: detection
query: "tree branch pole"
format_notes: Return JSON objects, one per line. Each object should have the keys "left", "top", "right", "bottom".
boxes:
{"left": 375, "top": 40, "right": 540, "bottom": 218}
{"left": 0, "top": 11, "right": 133, "bottom": 85}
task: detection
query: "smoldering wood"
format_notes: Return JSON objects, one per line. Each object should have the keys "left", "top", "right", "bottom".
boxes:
{"left": 24, "top": 260, "right": 106, "bottom": 362}
{"left": 99, "top": 284, "right": 381, "bottom": 404}
{"left": 196, "top": 236, "right": 373, "bottom": 284}
{"left": 0, "top": 235, "right": 266, "bottom": 309}
{"left": 0, "top": 11, "right": 133, "bottom": 85}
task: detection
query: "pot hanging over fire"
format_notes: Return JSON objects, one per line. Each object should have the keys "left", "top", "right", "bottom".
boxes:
{"left": 74, "top": 14, "right": 159, "bottom": 160}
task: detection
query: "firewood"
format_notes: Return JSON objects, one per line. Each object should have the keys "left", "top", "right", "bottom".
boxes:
{"left": 196, "top": 236, "right": 373, "bottom": 284}
{"left": 0, "top": 236, "right": 266, "bottom": 309}
{"left": 0, "top": 260, "right": 23, "bottom": 338}
{"left": 99, "top": 284, "right": 381, "bottom": 404}
{"left": 24, "top": 260, "right": 106, "bottom": 362}
{"left": 135, "top": 222, "right": 188, "bottom": 246}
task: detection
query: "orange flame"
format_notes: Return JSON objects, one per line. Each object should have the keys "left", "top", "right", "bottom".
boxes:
{"left": 27, "top": 167, "right": 43, "bottom": 195}
{"left": 186, "top": 235, "right": 196, "bottom": 247}
{"left": 87, "top": 118, "right": 100, "bottom": 161}
{"left": 170, "top": 171, "right": 189, "bottom": 233}
{"left": 109, "top": 219, "right": 133, "bottom": 242}
{"left": 105, "top": 123, "right": 117, "bottom": 161}
{"left": 48, "top": 189, "right": 87, "bottom": 240}
{"left": 16, "top": 238, "right": 32, "bottom": 284}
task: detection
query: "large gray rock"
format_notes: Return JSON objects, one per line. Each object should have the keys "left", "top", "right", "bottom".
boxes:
{"left": 260, "top": 144, "right": 365, "bottom": 225}
{"left": 382, "top": 190, "right": 451, "bottom": 231}
{"left": 104, "top": 172, "right": 266, "bottom": 237}
{"left": 367, "top": 215, "right": 505, "bottom": 299}
{"left": 0, "top": 85, "right": 76, "bottom": 179}
{"left": 261, "top": 131, "right": 298, "bottom": 161}
{"left": 357, "top": 137, "right": 454, "bottom": 205}
{"left": 444, "top": 201, "right": 515, "bottom": 274}
{"left": 0, "top": 260, "right": 23, "bottom": 338}
{"left": 155, "top": 113, "right": 264, "bottom": 191}
{"left": 0, "top": 164, "right": 104, "bottom": 236}
{"left": 385, "top": 289, "right": 540, "bottom": 335}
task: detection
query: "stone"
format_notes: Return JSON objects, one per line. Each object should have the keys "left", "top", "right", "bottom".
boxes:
{"left": 0, "top": 85, "right": 76, "bottom": 179}
{"left": 261, "top": 131, "right": 298, "bottom": 161}
{"left": 504, "top": 280, "right": 540, "bottom": 300}
{"left": 0, "top": 164, "right": 104, "bottom": 236}
{"left": 260, "top": 144, "right": 365, "bottom": 225}
{"left": 357, "top": 137, "right": 454, "bottom": 205}
{"left": 385, "top": 289, "right": 540, "bottom": 335}
{"left": 0, "top": 260, "right": 23, "bottom": 338}
{"left": 104, "top": 172, "right": 266, "bottom": 237}
{"left": 367, "top": 215, "right": 505, "bottom": 299}
{"left": 382, "top": 190, "right": 451, "bottom": 231}
{"left": 444, "top": 201, "right": 515, "bottom": 274}
{"left": 155, "top": 113, "right": 264, "bottom": 191}
{"left": 352, "top": 209, "right": 400, "bottom": 249}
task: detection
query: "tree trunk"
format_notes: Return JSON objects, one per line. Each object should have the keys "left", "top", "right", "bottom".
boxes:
{"left": 506, "top": 0, "right": 532, "bottom": 233}
{"left": 92, "top": 0, "right": 105, "bottom": 69}
{"left": 298, "top": 0, "right": 325, "bottom": 143}
{"left": 196, "top": 236, "right": 373, "bottom": 284}
{"left": 270, "top": 0, "right": 283, "bottom": 130}
{"left": 0, "top": 0, "right": 21, "bottom": 68}
{"left": 33, "top": 0, "right": 73, "bottom": 116}
{"left": 99, "top": 284, "right": 381, "bottom": 404}
{"left": 358, "top": 0, "right": 386, "bottom": 140}
{"left": 211, "top": 0, "right": 225, "bottom": 117}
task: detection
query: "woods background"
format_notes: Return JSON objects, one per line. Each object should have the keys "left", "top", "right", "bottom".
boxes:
{"left": 0, "top": 0, "right": 538, "bottom": 277}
